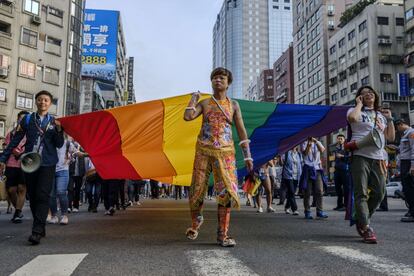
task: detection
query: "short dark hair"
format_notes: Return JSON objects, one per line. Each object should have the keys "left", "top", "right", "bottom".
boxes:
{"left": 337, "top": 134, "right": 345, "bottom": 138}
{"left": 210, "top": 67, "right": 233, "bottom": 85}
{"left": 35, "top": 90, "right": 53, "bottom": 101}
{"left": 17, "top": 110, "right": 29, "bottom": 119}
{"left": 394, "top": 118, "right": 408, "bottom": 126}
{"left": 355, "top": 85, "right": 380, "bottom": 111}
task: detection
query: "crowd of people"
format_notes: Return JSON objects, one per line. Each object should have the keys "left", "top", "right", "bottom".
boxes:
{"left": 0, "top": 69, "right": 413, "bottom": 248}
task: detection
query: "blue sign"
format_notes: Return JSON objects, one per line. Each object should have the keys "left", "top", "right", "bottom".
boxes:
{"left": 398, "top": 73, "right": 409, "bottom": 97}
{"left": 81, "top": 9, "right": 119, "bottom": 84}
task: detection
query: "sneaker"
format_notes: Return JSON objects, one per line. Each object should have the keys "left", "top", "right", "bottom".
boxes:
{"left": 72, "top": 208, "right": 79, "bottom": 213}
{"left": 12, "top": 212, "right": 23, "bottom": 224}
{"left": 109, "top": 207, "right": 115, "bottom": 216}
{"left": 60, "top": 215, "right": 68, "bottom": 225}
{"left": 401, "top": 216, "right": 414, "bottom": 222}
{"left": 257, "top": 207, "right": 263, "bottom": 213}
{"left": 316, "top": 211, "right": 328, "bottom": 219}
{"left": 136, "top": 201, "right": 141, "bottom": 206}
{"left": 362, "top": 227, "right": 377, "bottom": 244}
{"left": 304, "top": 211, "right": 313, "bottom": 219}
{"left": 292, "top": 210, "right": 299, "bottom": 216}
{"left": 267, "top": 207, "right": 275, "bottom": 213}
{"left": 285, "top": 209, "right": 292, "bottom": 214}
{"left": 104, "top": 210, "right": 111, "bottom": 216}
{"left": 47, "top": 215, "right": 59, "bottom": 224}
{"left": 67, "top": 208, "right": 72, "bottom": 214}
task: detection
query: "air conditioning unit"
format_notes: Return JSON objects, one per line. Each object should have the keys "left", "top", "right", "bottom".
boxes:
{"left": 378, "top": 38, "right": 392, "bottom": 45}
{"left": 0, "top": 68, "right": 8, "bottom": 78}
{"left": 31, "top": 15, "right": 41, "bottom": 25}
{"left": 328, "top": 24, "right": 335, "bottom": 30}
{"left": 2, "top": 0, "right": 14, "bottom": 5}
{"left": 327, "top": 10, "right": 334, "bottom": 16}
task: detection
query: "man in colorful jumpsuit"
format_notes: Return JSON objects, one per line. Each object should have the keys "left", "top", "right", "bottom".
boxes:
{"left": 184, "top": 67, "right": 253, "bottom": 247}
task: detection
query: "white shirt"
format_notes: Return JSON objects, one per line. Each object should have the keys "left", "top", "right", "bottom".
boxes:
{"left": 301, "top": 141, "right": 323, "bottom": 170}
{"left": 347, "top": 107, "right": 387, "bottom": 160}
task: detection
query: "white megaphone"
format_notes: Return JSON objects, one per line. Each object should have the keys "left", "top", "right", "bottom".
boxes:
{"left": 344, "top": 128, "right": 384, "bottom": 151}
{"left": 20, "top": 152, "right": 42, "bottom": 173}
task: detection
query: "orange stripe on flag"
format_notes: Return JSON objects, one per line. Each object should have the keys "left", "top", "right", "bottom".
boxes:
{"left": 108, "top": 100, "right": 176, "bottom": 179}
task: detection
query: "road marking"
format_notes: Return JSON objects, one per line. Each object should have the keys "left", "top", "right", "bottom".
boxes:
{"left": 320, "top": 246, "right": 414, "bottom": 276}
{"left": 186, "top": 249, "right": 259, "bottom": 276}
{"left": 10, "top": 254, "right": 88, "bottom": 276}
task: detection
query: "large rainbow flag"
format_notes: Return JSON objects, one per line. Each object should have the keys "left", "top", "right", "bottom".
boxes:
{"left": 59, "top": 93, "right": 350, "bottom": 185}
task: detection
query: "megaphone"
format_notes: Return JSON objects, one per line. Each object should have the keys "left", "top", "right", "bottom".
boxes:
{"left": 20, "top": 152, "right": 42, "bottom": 173}
{"left": 344, "top": 128, "right": 384, "bottom": 151}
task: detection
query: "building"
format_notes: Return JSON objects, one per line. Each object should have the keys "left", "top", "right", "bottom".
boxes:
{"left": 273, "top": 44, "right": 294, "bottom": 103}
{"left": 245, "top": 77, "right": 259, "bottom": 101}
{"left": 328, "top": 1, "right": 408, "bottom": 120}
{"left": 126, "top": 57, "right": 135, "bottom": 105}
{"left": 0, "top": 0, "right": 84, "bottom": 139}
{"left": 258, "top": 69, "right": 274, "bottom": 102}
{"left": 404, "top": 0, "right": 414, "bottom": 124}
{"left": 292, "top": 0, "right": 351, "bottom": 105}
{"left": 79, "top": 77, "right": 105, "bottom": 114}
{"left": 81, "top": 9, "right": 127, "bottom": 109}
{"left": 213, "top": 0, "right": 293, "bottom": 99}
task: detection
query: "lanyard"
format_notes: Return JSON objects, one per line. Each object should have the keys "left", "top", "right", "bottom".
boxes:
{"left": 34, "top": 114, "right": 51, "bottom": 137}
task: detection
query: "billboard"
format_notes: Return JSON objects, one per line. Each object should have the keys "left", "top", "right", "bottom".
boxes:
{"left": 82, "top": 9, "right": 119, "bottom": 84}
{"left": 397, "top": 73, "right": 409, "bottom": 97}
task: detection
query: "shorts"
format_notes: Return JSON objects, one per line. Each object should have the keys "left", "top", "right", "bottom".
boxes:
{"left": 4, "top": 167, "right": 25, "bottom": 188}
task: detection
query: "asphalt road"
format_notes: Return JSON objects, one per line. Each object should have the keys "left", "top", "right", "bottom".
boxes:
{"left": 0, "top": 196, "right": 412, "bottom": 276}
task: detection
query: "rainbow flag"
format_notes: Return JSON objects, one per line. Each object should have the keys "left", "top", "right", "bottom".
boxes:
{"left": 59, "top": 94, "right": 349, "bottom": 185}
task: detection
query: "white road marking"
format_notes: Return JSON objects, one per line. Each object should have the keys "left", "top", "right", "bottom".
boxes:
{"left": 186, "top": 250, "right": 259, "bottom": 276}
{"left": 10, "top": 254, "right": 88, "bottom": 276}
{"left": 320, "top": 246, "right": 414, "bottom": 276}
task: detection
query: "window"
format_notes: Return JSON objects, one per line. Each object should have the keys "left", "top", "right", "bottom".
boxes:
{"left": 45, "top": 36, "right": 62, "bottom": 55}
{"left": 0, "top": 21, "right": 11, "bottom": 36}
{"left": 48, "top": 6, "right": 63, "bottom": 18}
{"left": 348, "top": 29, "right": 355, "bottom": 41}
{"left": 23, "top": 0, "right": 40, "bottom": 15}
{"left": 380, "top": 73, "right": 393, "bottom": 83}
{"left": 360, "top": 57, "right": 368, "bottom": 69}
{"left": 16, "top": 90, "right": 33, "bottom": 109}
{"left": 361, "top": 76, "right": 369, "bottom": 85}
{"left": 396, "top": 17, "right": 404, "bottom": 26}
{"left": 350, "top": 82, "right": 358, "bottom": 92}
{"left": 0, "top": 54, "right": 10, "bottom": 68}
{"left": 0, "top": 120, "right": 4, "bottom": 138}
{"left": 359, "top": 39, "right": 368, "bottom": 50}
{"left": 377, "top": 17, "right": 389, "bottom": 25}
{"left": 338, "top": 38, "right": 345, "bottom": 48}
{"left": 273, "top": 5, "right": 279, "bottom": 9}
{"left": 298, "top": 54, "right": 305, "bottom": 66}
{"left": 406, "top": 8, "right": 414, "bottom": 21}
{"left": 331, "top": 93, "right": 337, "bottom": 102}
{"left": 339, "top": 55, "right": 346, "bottom": 64}
{"left": 359, "top": 20, "right": 367, "bottom": 32}
{"left": 340, "top": 88, "right": 347, "bottom": 97}
{"left": 349, "top": 47, "right": 356, "bottom": 58}
{"left": 329, "top": 45, "right": 336, "bottom": 55}
{"left": 21, "top": 27, "right": 38, "bottom": 48}
{"left": 349, "top": 64, "right": 357, "bottom": 75}
{"left": 284, "top": 0, "right": 290, "bottom": 2}
{"left": 0, "top": 87, "right": 6, "bottom": 101}
{"left": 43, "top": 66, "right": 59, "bottom": 85}
{"left": 284, "top": 6, "right": 290, "bottom": 10}
{"left": 19, "top": 59, "right": 36, "bottom": 78}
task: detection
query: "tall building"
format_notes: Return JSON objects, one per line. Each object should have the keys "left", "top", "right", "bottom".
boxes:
{"left": 258, "top": 69, "right": 274, "bottom": 102}
{"left": 81, "top": 9, "right": 127, "bottom": 109}
{"left": 0, "top": 0, "right": 84, "bottom": 139}
{"left": 213, "top": 0, "right": 293, "bottom": 99}
{"left": 273, "top": 44, "right": 294, "bottom": 103}
{"left": 292, "top": 0, "right": 351, "bottom": 105}
{"left": 328, "top": 1, "right": 408, "bottom": 120}
{"left": 126, "top": 56, "right": 135, "bottom": 105}
{"left": 404, "top": 0, "right": 414, "bottom": 124}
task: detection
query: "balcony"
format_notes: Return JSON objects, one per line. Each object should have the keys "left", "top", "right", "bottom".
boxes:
{"left": 0, "top": 31, "right": 12, "bottom": 50}
{"left": 0, "top": 1, "right": 13, "bottom": 17}
{"left": 379, "top": 55, "right": 403, "bottom": 65}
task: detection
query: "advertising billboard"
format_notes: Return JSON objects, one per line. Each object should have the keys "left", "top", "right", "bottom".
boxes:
{"left": 82, "top": 9, "right": 119, "bottom": 84}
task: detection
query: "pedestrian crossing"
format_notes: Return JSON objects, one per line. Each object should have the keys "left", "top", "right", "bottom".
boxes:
{"left": 8, "top": 246, "right": 414, "bottom": 276}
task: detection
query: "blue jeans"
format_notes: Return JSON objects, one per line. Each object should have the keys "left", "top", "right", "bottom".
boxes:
{"left": 50, "top": 170, "right": 69, "bottom": 216}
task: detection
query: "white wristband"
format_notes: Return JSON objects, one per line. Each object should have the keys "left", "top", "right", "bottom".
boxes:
{"left": 185, "top": 107, "right": 196, "bottom": 112}
{"left": 239, "top": 139, "right": 251, "bottom": 146}
{"left": 244, "top": 157, "right": 253, "bottom": 162}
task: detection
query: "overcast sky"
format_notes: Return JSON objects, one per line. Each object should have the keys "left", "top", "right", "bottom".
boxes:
{"left": 85, "top": 0, "right": 223, "bottom": 102}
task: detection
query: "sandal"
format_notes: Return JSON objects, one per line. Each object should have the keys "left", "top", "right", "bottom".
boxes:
{"left": 217, "top": 237, "right": 236, "bottom": 247}
{"left": 186, "top": 228, "right": 199, "bottom": 240}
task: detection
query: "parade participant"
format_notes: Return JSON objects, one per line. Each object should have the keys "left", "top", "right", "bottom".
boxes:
{"left": 68, "top": 143, "right": 87, "bottom": 213}
{"left": 255, "top": 162, "right": 275, "bottom": 213}
{"left": 183, "top": 67, "right": 253, "bottom": 247}
{"left": 300, "top": 137, "right": 328, "bottom": 219}
{"left": 281, "top": 146, "right": 302, "bottom": 215}
{"left": 84, "top": 157, "right": 101, "bottom": 213}
{"left": 346, "top": 85, "right": 395, "bottom": 243}
{"left": 395, "top": 118, "right": 414, "bottom": 222}
{"left": 3, "top": 111, "right": 29, "bottom": 223}
{"left": 0, "top": 90, "right": 64, "bottom": 245}
{"left": 333, "top": 134, "right": 350, "bottom": 211}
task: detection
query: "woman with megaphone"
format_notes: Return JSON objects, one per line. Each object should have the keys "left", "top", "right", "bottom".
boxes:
{"left": 346, "top": 85, "right": 395, "bottom": 244}
{"left": 0, "top": 90, "right": 64, "bottom": 245}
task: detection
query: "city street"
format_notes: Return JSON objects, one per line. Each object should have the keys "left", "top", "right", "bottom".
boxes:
{"left": 0, "top": 196, "right": 413, "bottom": 276}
